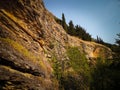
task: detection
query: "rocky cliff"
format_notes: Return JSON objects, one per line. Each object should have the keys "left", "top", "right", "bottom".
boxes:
{"left": 0, "top": 0, "right": 112, "bottom": 89}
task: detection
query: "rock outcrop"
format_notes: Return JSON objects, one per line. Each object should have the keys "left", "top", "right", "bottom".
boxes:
{"left": 68, "top": 36, "right": 112, "bottom": 59}
{"left": 0, "top": 0, "right": 112, "bottom": 89}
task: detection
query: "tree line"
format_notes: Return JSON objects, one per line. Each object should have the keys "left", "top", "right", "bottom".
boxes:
{"left": 55, "top": 13, "right": 120, "bottom": 48}
{"left": 55, "top": 13, "right": 92, "bottom": 41}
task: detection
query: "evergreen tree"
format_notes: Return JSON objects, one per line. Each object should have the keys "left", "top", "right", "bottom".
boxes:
{"left": 62, "top": 13, "right": 68, "bottom": 32}
{"left": 74, "top": 25, "right": 82, "bottom": 38}
{"left": 116, "top": 33, "right": 120, "bottom": 46}
{"left": 96, "top": 36, "right": 104, "bottom": 44}
{"left": 74, "top": 25, "right": 91, "bottom": 41}
{"left": 68, "top": 20, "right": 75, "bottom": 35}
{"left": 55, "top": 14, "right": 92, "bottom": 41}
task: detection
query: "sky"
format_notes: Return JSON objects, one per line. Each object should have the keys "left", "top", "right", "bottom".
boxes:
{"left": 44, "top": 0, "right": 120, "bottom": 44}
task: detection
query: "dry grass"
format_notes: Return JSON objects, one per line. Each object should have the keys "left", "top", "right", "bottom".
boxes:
{"left": 0, "top": 37, "right": 47, "bottom": 71}
{"left": 1, "top": 9, "right": 27, "bottom": 30}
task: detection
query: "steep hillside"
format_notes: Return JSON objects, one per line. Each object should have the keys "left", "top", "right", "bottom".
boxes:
{"left": 0, "top": 0, "right": 112, "bottom": 89}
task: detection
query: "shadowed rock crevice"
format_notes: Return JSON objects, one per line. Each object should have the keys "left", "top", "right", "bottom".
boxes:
{"left": 0, "top": 66, "right": 47, "bottom": 90}
{"left": 0, "top": 57, "right": 45, "bottom": 77}
{"left": 0, "top": 80, "right": 6, "bottom": 89}
{"left": 0, "top": 80, "right": 22, "bottom": 89}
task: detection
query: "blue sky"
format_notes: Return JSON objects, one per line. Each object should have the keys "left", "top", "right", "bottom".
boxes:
{"left": 44, "top": 0, "right": 120, "bottom": 44}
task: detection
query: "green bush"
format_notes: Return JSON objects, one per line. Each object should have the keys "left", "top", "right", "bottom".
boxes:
{"left": 67, "top": 47, "right": 90, "bottom": 74}
{"left": 51, "top": 55, "right": 62, "bottom": 80}
{"left": 91, "top": 58, "right": 120, "bottom": 90}
{"left": 59, "top": 47, "right": 92, "bottom": 90}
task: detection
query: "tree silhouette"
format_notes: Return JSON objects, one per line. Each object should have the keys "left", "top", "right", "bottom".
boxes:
{"left": 116, "top": 33, "right": 120, "bottom": 46}
{"left": 55, "top": 13, "right": 92, "bottom": 41}
{"left": 68, "top": 20, "right": 75, "bottom": 35}
{"left": 62, "top": 13, "right": 68, "bottom": 32}
{"left": 96, "top": 36, "right": 104, "bottom": 44}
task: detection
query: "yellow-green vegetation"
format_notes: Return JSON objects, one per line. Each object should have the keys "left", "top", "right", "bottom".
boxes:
{"left": 52, "top": 46, "right": 92, "bottom": 90}
{"left": 0, "top": 37, "right": 47, "bottom": 71}
{"left": 51, "top": 54, "right": 62, "bottom": 80}
{"left": 0, "top": 37, "right": 36, "bottom": 61}
{"left": 1, "top": 9, "right": 27, "bottom": 30}
{"left": 66, "top": 47, "right": 90, "bottom": 74}
{"left": 63, "top": 46, "right": 92, "bottom": 89}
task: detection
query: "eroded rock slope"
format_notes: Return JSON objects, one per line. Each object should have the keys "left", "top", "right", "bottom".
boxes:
{"left": 0, "top": 0, "right": 112, "bottom": 89}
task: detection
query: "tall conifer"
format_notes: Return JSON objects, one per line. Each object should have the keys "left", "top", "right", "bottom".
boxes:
{"left": 62, "top": 13, "right": 68, "bottom": 32}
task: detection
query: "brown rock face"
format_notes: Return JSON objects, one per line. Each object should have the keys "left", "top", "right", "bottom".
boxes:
{"left": 0, "top": 0, "right": 57, "bottom": 89}
{"left": 0, "top": 0, "right": 112, "bottom": 90}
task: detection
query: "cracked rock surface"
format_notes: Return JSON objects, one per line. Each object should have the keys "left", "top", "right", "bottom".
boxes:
{"left": 0, "top": 0, "right": 112, "bottom": 89}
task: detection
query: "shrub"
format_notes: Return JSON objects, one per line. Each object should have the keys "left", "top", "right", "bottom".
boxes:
{"left": 60, "top": 47, "right": 92, "bottom": 89}
{"left": 66, "top": 47, "right": 90, "bottom": 74}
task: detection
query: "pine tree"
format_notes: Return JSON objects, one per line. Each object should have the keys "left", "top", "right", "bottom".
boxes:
{"left": 116, "top": 33, "right": 120, "bottom": 46}
{"left": 55, "top": 14, "right": 92, "bottom": 41}
{"left": 96, "top": 36, "right": 104, "bottom": 44}
{"left": 62, "top": 13, "right": 68, "bottom": 32}
{"left": 68, "top": 20, "right": 75, "bottom": 35}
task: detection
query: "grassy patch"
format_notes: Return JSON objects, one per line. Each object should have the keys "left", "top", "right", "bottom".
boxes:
{"left": 67, "top": 47, "right": 90, "bottom": 73}
{"left": 0, "top": 38, "right": 46, "bottom": 71}
{"left": 51, "top": 54, "right": 62, "bottom": 80}
{"left": 0, "top": 38, "right": 35, "bottom": 61}
{"left": 65, "top": 46, "right": 92, "bottom": 89}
